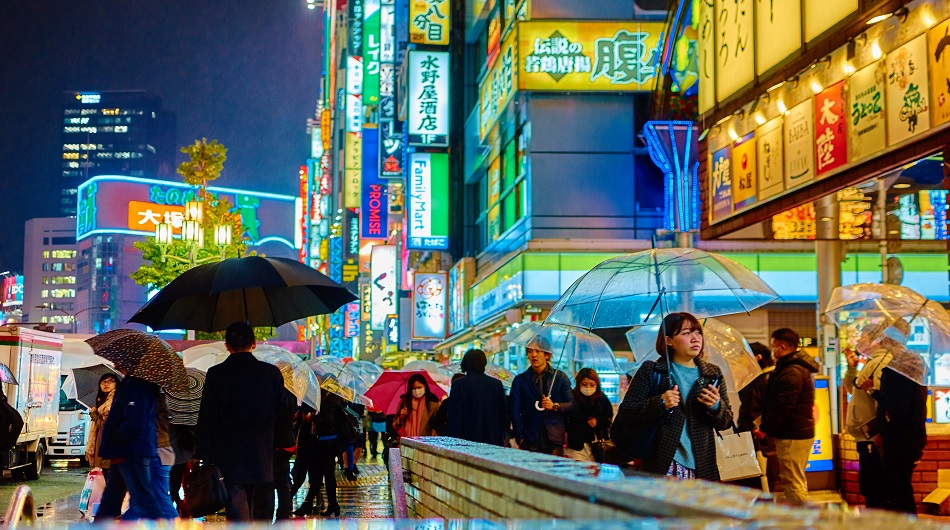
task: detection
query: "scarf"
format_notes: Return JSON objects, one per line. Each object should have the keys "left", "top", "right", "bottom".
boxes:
{"left": 404, "top": 397, "right": 428, "bottom": 437}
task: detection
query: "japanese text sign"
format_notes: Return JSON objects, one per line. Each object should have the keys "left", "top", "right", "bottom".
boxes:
{"left": 929, "top": 19, "right": 950, "bottom": 128}
{"left": 363, "top": 0, "right": 381, "bottom": 105}
{"left": 479, "top": 28, "right": 518, "bottom": 141}
{"left": 848, "top": 61, "right": 886, "bottom": 162}
{"left": 407, "top": 153, "right": 449, "bottom": 250}
{"left": 410, "top": 0, "right": 450, "bottom": 46}
{"left": 407, "top": 50, "right": 450, "bottom": 147}
{"left": 127, "top": 201, "right": 184, "bottom": 234}
{"left": 886, "top": 35, "right": 931, "bottom": 146}
{"left": 754, "top": 0, "right": 800, "bottom": 75}
{"left": 713, "top": 0, "right": 754, "bottom": 102}
{"left": 517, "top": 21, "right": 662, "bottom": 91}
{"left": 361, "top": 128, "right": 388, "bottom": 240}
{"left": 344, "top": 132, "right": 362, "bottom": 208}
{"left": 756, "top": 117, "right": 784, "bottom": 200}
{"left": 412, "top": 273, "right": 447, "bottom": 339}
{"left": 697, "top": 0, "right": 715, "bottom": 114}
{"left": 784, "top": 98, "right": 815, "bottom": 190}
{"left": 710, "top": 145, "right": 733, "bottom": 221}
{"left": 370, "top": 245, "right": 397, "bottom": 330}
{"left": 731, "top": 133, "right": 756, "bottom": 209}
{"left": 378, "top": 96, "right": 404, "bottom": 179}
{"left": 814, "top": 80, "right": 848, "bottom": 176}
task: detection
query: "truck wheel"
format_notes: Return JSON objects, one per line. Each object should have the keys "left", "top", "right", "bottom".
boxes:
{"left": 25, "top": 442, "right": 45, "bottom": 480}
{"left": 10, "top": 468, "right": 25, "bottom": 480}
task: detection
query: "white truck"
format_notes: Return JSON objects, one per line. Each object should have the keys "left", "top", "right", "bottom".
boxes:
{"left": 48, "top": 335, "right": 97, "bottom": 465}
{"left": 0, "top": 326, "right": 63, "bottom": 480}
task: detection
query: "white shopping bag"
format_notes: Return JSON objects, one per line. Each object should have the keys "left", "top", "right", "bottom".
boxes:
{"left": 715, "top": 428, "right": 762, "bottom": 481}
{"left": 78, "top": 468, "right": 106, "bottom": 519}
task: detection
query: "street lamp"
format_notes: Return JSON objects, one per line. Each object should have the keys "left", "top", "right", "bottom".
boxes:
{"left": 34, "top": 304, "right": 110, "bottom": 334}
{"left": 154, "top": 200, "right": 233, "bottom": 266}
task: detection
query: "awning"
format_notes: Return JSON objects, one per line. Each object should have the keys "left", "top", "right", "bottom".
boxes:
{"left": 434, "top": 312, "right": 511, "bottom": 352}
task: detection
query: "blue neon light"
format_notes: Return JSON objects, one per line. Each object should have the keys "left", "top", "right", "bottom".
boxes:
{"left": 643, "top": 120, "right": 700, "bottom": 232}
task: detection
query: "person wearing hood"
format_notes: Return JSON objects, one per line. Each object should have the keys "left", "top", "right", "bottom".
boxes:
{"left": 760, "top": 328, "right": 819, "bottom": 506}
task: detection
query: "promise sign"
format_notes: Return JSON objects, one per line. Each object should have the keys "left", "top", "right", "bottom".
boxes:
{"left": 407, "top": 153, "right": 449, "bottom": 250}
{"left": 407, "top": 50, "right": 450, "bottom": 147}
{"left": 361, "top": 128, "right": 388, "bottom": 239}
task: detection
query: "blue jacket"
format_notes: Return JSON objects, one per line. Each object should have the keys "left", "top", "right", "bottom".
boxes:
{"left": 511, "top": 365, "right": 574, "bottom": 449}
{"left": 98, "top": 376, "right": 159, "bottom": 459}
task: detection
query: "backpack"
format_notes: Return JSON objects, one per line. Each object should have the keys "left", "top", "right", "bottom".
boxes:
{"left": 610, "top": 367, "right": 663, "bottom": 459}
{"left": 0, "top": 400, "right": 24, "bottom": 453}
{"left": 340, "top": 406, "right": 364, "bottom": 443}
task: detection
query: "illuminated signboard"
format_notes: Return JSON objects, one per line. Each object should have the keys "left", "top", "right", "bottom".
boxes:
{"left": 363, "top": 0, "right": 381, "bottom": 105}
{"left": 344, "top": 132, "right": 362, "bottom": 208}
{"left": 385, "top": 315, "right": 399, "bottom": 345}
{"left": 344, "top": 302, "right": 361, "bottom": 338}
{"left": 886, "top": 35, "right": 931, "bottom": 146}
{"left": 380, "top": 0, "right": 396, "bottom": 99}
{"left": 756, "top": 117, "right": 784, "bottom": 200}
{"left": 76, "top": 176, "right": 297, "bottom": 249}
{"left": 731, "top": 133, "right": 756, "bottom": 210}
{"left": 517, "top": 21, "right": 663, "bottom": 92}
{"left": 713, "top": 0, "right": 753, "bottom": 102}
{"left": 412, "top": 273, "right": 447, "bottom": 339}
{"left": 755, "top": 0, "right": 801, "bottom": 75}
{"left": 360, "top": 282, "right": 372, "bottom": 321}
{"left": 804, "top": 0, "right": 857, "bottom": 42}
{"left": 771, "top": 204, "right": 816, "bottom": 240}
{"left": 848, "top": 61, "right": 886, "bottom": 162}
{"left": 378, "top": 96, "right": 404, "bottom": 179}
{"left": 370, "top": 245, "right": 397, "bottom": 330}
{"left": 349, "top": 0, "right": 364, "bottom": 56}
{"left": 342, "top": 208, "right": 360, "bottom": 291}
{"left": 807, "top": 377, "right": 834, "bottom": 472}
{"left": 409, "top": 0, "right": 450, "bottom": 46}
{"left": 448, "top": 258, "right": 471, "bottom": 335}
{"left": 479, "top": 28, "right": 518, "bottom": 141}
{"left": 407, "top": 153, "right": 449, "bottom": 250}
{"left": 930, "top": 19, "right": 950, "bottom": 128}
{"left": 784, "top": 99, "right": 815, "bottom": 190}
{"left": 814, "top": 80, "right": 848, "bottom": 176}
{"left": 696, "top": 0, "right": 715, "bottom": 114}
{"left": 407, "top": 50, "right": 450, "bottom": 147}
{"left": 2, "top": 276, "right": 23, "bottom": 308}
{"left": 710, "top": 145, "right": 732, "bottom": 222}
{"left": 361, "top": 128, "right": 388, "bottom": 239}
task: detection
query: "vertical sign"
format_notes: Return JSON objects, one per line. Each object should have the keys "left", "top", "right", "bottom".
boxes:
{"left": 697, "top": 0, "right": 716, "bottom": 114}
{"left": 379, "top": 97, "right": 404, "bottom": 178}
{"left": 710, "top": 145, "right": 733, "bottom": 221}
{"left": 930, "top": 19, "right": 950, "bottom": 128}
{"left": 886, "top": 35, "right": 931, "bottom": 146}
{"left": 344, "top": 132, "right": 362, "bottom": 208}
{"left": 479, "top": 29, "right": 518, "bottom": 141}
{"left": 342, "top": 208, "right": 360, "bottom": 291}
{"left": 409, "top": 0, "right": 450, "bottom": 46}
{"left": 407, "top": 153, "right": 450, "bottom": 250}
{"left": 804, "top": 0, "right": 856, "bottom": 42}
{"left": 407, "top": 50, "right": 450, "bottom": 147}
{"left": 713, "top": 0, "right": 754, "bottom": 102}
{"left": 380, "top": 0, "right": 396, "bottom": 99}
{"left": 731, "top": 133, "right": 756, "bottom": 210}
{"left": 349, "top": 0, "right": 364, "bottom": 56}
{"left": 848, "top": 61, "right": 886, "bottom": 162}
{"left": 360, "top": 282, "right": 372, "bottom": 321}
{"left": 370, "top": 245, "right": 397, "bottom": 330}
{"left": 784, "top": 99, "right": 815, "bottom": 190}
{"left": 362, "top": 0, "right": 381, "bottom": 105}
{"left": 361, "top": 128, "right": 388, "bottom": 239}
{"left": 344, "top": 303, "right": 361, "bottom": 338}
{"left": 412, "top": 273, "right": 448, "bottom": 339}
{"left": 754, "top": 0, "right": 800, "bottom": 75}
{"left": 814, "top": 80, "right": 848, "bottom": 177}
{"left": 756, "top": 117, "right": 784, "bottom": 200}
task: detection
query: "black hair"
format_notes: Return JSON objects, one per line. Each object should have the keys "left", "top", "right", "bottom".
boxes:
{"left": 749, "top": 341, "right": 773, "bottom": 369}
{"left": 573, "top": 367, "right": 603, "bottom": 400}
{"left": 771, "top": 328, "right": 800, "bottom": 351}
{"left": 96, "top": 372, "right": 118, "bottom": 408}
{"left": 460, "top": 348, "right": 487, "bottom": 374}
{"left": 401, "top": 373, "right": 439, "bottom": 413}
{"left": 225, "top": 322, "right": 255, "bottom": 351}
{"left": 655, "top": 312, "right": 705, "bottom": 361}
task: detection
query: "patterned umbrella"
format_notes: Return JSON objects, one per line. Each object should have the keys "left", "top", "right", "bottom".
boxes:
{"left": 86, "top": 329, "right": 188, "bottom": 393}
{"left": 164, "top": 367, "right": 206, "bottom": 426}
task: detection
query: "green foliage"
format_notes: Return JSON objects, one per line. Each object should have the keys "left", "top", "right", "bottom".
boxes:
{"left": 177, "top": 138, "right": 227, "bottom": 191}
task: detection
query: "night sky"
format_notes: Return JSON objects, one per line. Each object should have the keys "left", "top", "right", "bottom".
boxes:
{"left": 0, "top": 1, "right": 324, "bottom": 273}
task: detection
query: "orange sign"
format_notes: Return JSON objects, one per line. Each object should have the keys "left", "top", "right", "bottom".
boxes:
{"left": 127, "top": 201, "right": 185, "bottom": 233}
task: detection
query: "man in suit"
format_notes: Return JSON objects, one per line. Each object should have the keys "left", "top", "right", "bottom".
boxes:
{"left": 196, "top": 322, "right": 293, "bottom": 521}
{"left": 446, "top": 349, "right": 508, "bottom": 446}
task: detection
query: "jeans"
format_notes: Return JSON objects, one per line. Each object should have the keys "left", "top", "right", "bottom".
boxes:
{"left": 95, "top": 457, "right": 172, "bottom": 521}
{"left": 121, "top": 457, "right": 178, "bottom": 520}
{"left": 774, "top": 438, "right": 813, "bottom": 505}
{"left": 343, "top": 443, "right": 356, "bottom": 472}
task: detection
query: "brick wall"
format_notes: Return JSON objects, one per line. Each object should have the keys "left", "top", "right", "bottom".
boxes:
{"left": 836, "top": 431, "right": 950, "bottom": 513}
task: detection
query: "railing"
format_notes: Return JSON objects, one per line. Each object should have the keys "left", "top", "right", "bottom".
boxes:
{"left": 3, "top": 485, "right": 36, "bottom": 529}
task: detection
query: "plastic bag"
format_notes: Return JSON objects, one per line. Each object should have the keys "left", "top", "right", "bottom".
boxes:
{"left": 78, "top": 468, "right": 106, "bottom": 520}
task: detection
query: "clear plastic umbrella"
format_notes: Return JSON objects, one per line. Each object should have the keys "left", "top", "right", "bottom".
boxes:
{"left": 181, "top": 342, "right": 228, "bottom": 366}
{"left": 439, "top": 361, "right": 516, "bottom": 388}
{"left": 253, "top": 345, "right": 321, "bottom": 411}
{"left": 308, "top": 359, "right": 345, "bottom": 379}
{"left": 545, "top": 248, "right": 778, "bottom": 328}
{"left": 502, "top": 322, "right": 621, "bottom": 378}
{"left": 402, "top": 360, "right": 452, "bottom": 385}
{"left": 185, "top": 352, "right": 229, "bottom": 373}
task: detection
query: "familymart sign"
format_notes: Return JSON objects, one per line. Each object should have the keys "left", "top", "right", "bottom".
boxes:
{"left": 408, "top": 152, "right": 449, "bottom": 250}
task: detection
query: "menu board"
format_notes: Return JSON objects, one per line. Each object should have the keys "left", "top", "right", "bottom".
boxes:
{"left": 886, "top": 34, "right": 931, "bottom": 145}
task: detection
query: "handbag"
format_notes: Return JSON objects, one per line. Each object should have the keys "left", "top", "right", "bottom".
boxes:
{"left": 715, "top": 425, "right": 763, "bottom": 481}
{"left": 183, "top": 462, "right": 230, "bottom": 517}
{"left": 610, "top": 369, "right": 663, "bottom": 460}
{"left": 590, "top": 437, "right": 615, "bottom": 463}
{"left": 78, "top": 467, "right": 106, "bottom": 519}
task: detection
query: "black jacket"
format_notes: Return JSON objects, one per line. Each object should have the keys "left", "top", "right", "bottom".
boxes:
{"left": 446, "top": 372, "right": 509, "bottom": 446}
{"left": 511, "top": 365, "right": 575, "bottom": 448}
{"left": 873, "top": 367, "right": 928, "bottom": 458}
{"left": 613, "top": 357, "right": 732, "bottom": 480}
{"left": 736, "top": 368, "right": 772, "bottom": 432}
{"left": 566, "top": 391, "right": 613, "bottom": 450}
{"left": 312, "top": 392, "right": 345, "bottom": 439}
{"left": 274, "top": 388, "right": 298, "bottom": 450}
{"left": 195, "top": 351, "right": 291, "bottom": 484}
{"left": 761, "top": 351, "right": 819, "bottom": 440}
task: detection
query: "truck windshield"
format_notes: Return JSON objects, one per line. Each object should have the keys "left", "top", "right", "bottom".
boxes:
{"left": 59, "top": 375, "right": 85, "bottom": 412}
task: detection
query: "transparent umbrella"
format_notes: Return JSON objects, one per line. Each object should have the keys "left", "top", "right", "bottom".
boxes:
{"left": 402, "top": 360, "right": 452, "bottom": 385}
{"left": 502, "top": 322, "right": 621, "bottom": 379}
{"left": 545, "top": 248, "right": 778, "bottom": 329}
{"left": 342, "top": 361, "right": 384, "bottom": 386}
{"left": 253, "top": 345, "right": 321, "bottom": 411}
{"left": 439, "top": 361, "right": 516, "bottom": 388}
{"left": 308, "top": 359, "right": 345, "bottom": 379}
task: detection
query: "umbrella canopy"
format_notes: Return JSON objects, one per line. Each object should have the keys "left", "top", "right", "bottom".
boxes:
{"left": 86, "top": 329, "right": 188, "bottom": 393}
{"left": 886, "top": 348, "right": 928, "bottom": 386}
{"left": 128, "top": 256, "right": 357, "bottom": 332}
{"left": 364, "top": 370, "right": 447, "bottom": 415}
{"left": 625, "top": 318, "right": 762, "bottom": 393}
{"left": 342, "top": 361, "right": 384, "bottom": 386}
{"left": 0, "top": 363, "right": 18, "bottom": 385}
{"left": 439, "top": 361, "right": 515, "bottom": 388}
{"left": 186, "top": 352, "right": 229, "bottom": 373}
{"left": 402, "top": 360, "right": 452, "bottom": 385}
{"left": 164, "top": 367, "right": 206, "bottom": 426}
{"left": 308, "top": 359, "right": 345, "bottom": 379}
{"left": 64, "top": 364, "right": 121, "bottom": 409}
{"left": 545, "top": 248, "right": 778, "bottom": 328}
{"left": 253, "top": 345, "right": 322, "bottom": 411}
{"left": 317, "top": 373, "right": 357, "bottom": 403}
{"left": 503, "top": 322, "right": 621, "bottom": 377}
{"left": 181, "top": 342, "right": 228, "bottom": 366}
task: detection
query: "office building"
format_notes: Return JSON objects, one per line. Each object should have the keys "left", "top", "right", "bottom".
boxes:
{"left": 23, "top": 217, "right": 78, "bottom": 330}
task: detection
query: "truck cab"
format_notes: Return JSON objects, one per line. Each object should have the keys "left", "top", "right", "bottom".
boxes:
{"left": 48, "top": 336, "right": 97, "bottom": 465}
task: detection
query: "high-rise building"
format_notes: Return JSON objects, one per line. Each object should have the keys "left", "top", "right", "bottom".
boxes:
{"left": 59, "top": 91, "right": 176, "bottom": 216}
{"left": 23, "top": 218, "right": 78, "bottom": 330}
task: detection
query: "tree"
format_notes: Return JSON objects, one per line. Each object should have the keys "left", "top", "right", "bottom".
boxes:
{"left": 178, "top": 138, "right": 227, "bottom": 192}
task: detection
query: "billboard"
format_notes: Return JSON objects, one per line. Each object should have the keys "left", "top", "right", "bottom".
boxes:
{"left": 407, "top": 153, "right": 449, "bottom": 250}
{"left": 412, "top": 273, "right": 447, "bottom": 339}
{"left": 407, "top": 50, "right": 450, "bottom": 147}
{"left": 361, "top": 128, "right": 388, "bottom": 240}
{"left": 362, "top": 0, "right": 381, "bottom": 105}
{"left": 379, "top": 96, "right": 404, "bottom": 179}
{"left": 517, "top": 21, "right": 663, "bottom": 92}
{"left": 370, "top": 245, "right": 397, "bottom": 330}
{"left": 2, "top": 276, "right": 23, "bottom": 308}
{"left": 479, "top": 28, "right": 518, "bottom": 141}
{"left": 76, "top": 175, "right": 297, "bottom": 250}
{"left": 409, "top": 0, "right": 450, "bottom": 46}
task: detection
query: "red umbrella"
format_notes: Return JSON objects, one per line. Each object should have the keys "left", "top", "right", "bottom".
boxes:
{"left": 364, "top": 370, "right": 446, "bottom": 415}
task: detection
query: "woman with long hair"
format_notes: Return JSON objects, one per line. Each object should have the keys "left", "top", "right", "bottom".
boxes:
{"left": 565, "top": 368, "right": 613, "bottom": 462}
{"left": 393, "top": 374, "right": 441, "bottom": 438}
{"left": 86, "top": 372, "right": 118, "bottom": 473}
{"left": 613, "top": 312, "right": 732, "bottom": 480}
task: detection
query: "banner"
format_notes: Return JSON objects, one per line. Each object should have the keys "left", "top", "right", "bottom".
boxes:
{"left": 407, "top": 50, "right": 450, "bottom": 146}
{"left": 784, "top": 99, "right": 815, "bottom": 190}
{"left": 814, "top": 80, "right": 848, "bottom": 176}
{"left": 362, "top": 0, "right": 381, "bottom": 105}
{"left": 886, "top": 34, "right": 931, "bottom": 146}
{"left": 412, "top": 273, "right": 447, "bottom": 339}
{"left": 848, "top": 61, "right": 887, "bottom": 161}
{"left": 710, "top": 145, "right": 733, "bottom": 222}
{"left": 517, "top": 21, "right": 662, "bottom": 91}
{"left": 756, "top": 117, "right": 784, "bottom": 201}
{"left": 731, "top": 133, "right": 756, "bottom": 210}
{"left": 361, "top": 128, "right": 388, "bottom": 239}
{"left": 409, "top": 0, "right": 450, "bottom": 46}
{"left": 407, "top": 153, "right": 449, "bottom": 250}
{"left": 370, "top": 245, "right": 397, "bottom": 330}
{"left": 930, "top": 19, "right": 950, "bottom": 128}
{"left": 343, "top": 132, "right": 362, "bottom": 208}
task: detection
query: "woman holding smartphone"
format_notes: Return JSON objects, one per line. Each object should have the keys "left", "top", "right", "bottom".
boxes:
{"left": 613, "top": 312, "right": 733, "bottom": 480}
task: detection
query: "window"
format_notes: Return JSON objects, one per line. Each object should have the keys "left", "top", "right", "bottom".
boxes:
{"left": 51, "top": 236, "right": 76, "bottom": 245}
{"left": 51, "top": 250, "right": 76, "bottom": 259}
{"left": 42, "top": 251, "right": 50, "bottom": 259}
{"left": 475, "top": 127, "right": 528, "bottom": 251}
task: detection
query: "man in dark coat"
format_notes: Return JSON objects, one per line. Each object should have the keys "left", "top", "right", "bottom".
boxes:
{"left": 736, "top": 342, "right": 777, "bottom": 490}
{"left": 511, "top": 338, "right": 574, "bottom": 454}
{"left": 760, "top": 328, "right": 819, "bottom": 506}
{"left": 446, "top": 349, "right": 508, "bottom": 446}
{"left": 195, "top": 322, "right": 291, "bottom": 522}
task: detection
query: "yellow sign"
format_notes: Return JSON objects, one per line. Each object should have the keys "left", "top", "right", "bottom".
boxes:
{"left": 755, "top": 0, "right": 801, "bottom": 74}
{"left": 807, "top": 376, "right": 834, "bottom": 472}
{"left": 731, "top": 134, "right": 756, "bottom": 209}
{"left": 804, "top": 0, "right": 857, "bottom": 42}
{"left": 929, "top": 19, "right": 950, "bottom": 128}
{"left": 479, "top": 27, "right": 518, "bottom": 141}
{"left": 410, "top": 0, "right": 450, "bottom": 46}
{"left": 696, "top": 0, "right": 715, "bottom": 114}
{"left": 714, "top": 0, "right": 754, "bottom": 102}
{"left": 320, "top": 109, "right": 331, "bottom": 151}
{"left": 344, "top": 132, "right": 362, "bottom": 208}
{"left": 516, "top": 21, "right": 662, "bottom": 91}
{"left": 127, "top": 201, "right": 184, "bottom": 233}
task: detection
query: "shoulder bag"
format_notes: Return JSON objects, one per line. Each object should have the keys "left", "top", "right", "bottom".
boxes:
{"left": 183, "top": 462, "right": 230, "bottom": 517}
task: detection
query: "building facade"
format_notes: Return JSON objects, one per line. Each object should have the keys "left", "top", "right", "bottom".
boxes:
{"left": 23, "top": 217, "right": 78, "bottom": 329}
{"left": 60, "top": 91, "right": 176, "bottom": 216}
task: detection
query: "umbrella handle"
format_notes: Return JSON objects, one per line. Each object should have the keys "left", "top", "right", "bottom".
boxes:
{"left": 535, "top": 400, "right": 545, "bottom": 411}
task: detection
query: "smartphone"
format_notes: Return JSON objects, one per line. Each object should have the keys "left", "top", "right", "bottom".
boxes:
{"left": 700, "top": 375, "right": 721, "bottom": 389}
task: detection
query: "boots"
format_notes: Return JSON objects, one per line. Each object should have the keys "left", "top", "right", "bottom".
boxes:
{"left": 292, "top": 500, "right": 313, "bottom": 517}
{"left": 321, "top": 502, "right": 341, "bottom": 517}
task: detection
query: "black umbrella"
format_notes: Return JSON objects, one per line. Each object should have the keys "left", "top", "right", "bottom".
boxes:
{"left": 128, "top": 256, "right": 357, "bottom": 332}
{"left": 68, "top": 364, "right": 121, "bottom": 409}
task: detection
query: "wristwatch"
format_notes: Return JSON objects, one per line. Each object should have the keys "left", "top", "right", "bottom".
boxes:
{"left": 552, "top": 403, "right": 560, "bottom": 412}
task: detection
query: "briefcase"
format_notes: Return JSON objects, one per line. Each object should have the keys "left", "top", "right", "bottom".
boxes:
{"left": 183, "top": 462, "right": 229, "bottom": 517}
